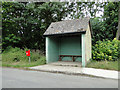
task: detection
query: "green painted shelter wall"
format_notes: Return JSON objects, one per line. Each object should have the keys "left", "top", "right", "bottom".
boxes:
{"left": 46, "top": 37, "right": 59, "bottom": 63}
{"left": 59, "top": 36, "right": 82, "bottom": 62}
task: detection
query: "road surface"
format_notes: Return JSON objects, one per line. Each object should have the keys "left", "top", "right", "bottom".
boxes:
{"left": 1, "top": 67, "right": 118, "bottom": 88}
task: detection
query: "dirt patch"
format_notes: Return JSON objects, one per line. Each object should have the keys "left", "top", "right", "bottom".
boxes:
{"left": 12, "top": 62, "right": 20, "bottom": 65}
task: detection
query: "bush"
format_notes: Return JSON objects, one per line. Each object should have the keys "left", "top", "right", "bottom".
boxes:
{"left": 92, "top": 38, "right": 120, "bottom": 61}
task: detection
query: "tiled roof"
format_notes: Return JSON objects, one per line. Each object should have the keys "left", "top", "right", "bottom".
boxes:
{"left": 44, "top": 17, "right": 90, "bottom": 36}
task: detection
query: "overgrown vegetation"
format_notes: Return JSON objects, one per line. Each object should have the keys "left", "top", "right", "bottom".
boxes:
{"left": 2, "top": 47, "right": 46, "bottom": 68}
{"left": 87, "top": 38, "right": 119, "bottom": 70}
{"left": 92, "top": 38, "right": 120, "bottom": 61}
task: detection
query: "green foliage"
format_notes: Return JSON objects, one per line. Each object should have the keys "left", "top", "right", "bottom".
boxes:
{"left": 2, "top": 34, "right": 21, "bottom": 49}
{"left": 2, "top": 47, "right": 46, "bottom": 67}
{"left": 91, "top": 2, "right": 119, "bottom": 45}
{"left": 67, "top": 2, "right": 105, "bottom": 19}
{"left": 90, "top": 18, "right": 105, "bottom": 44}
{"left": 103, "top": 2, "right": 119, "bottom": 40}
{"left": 92, "top": 38, "right": 120, "bottom": 61}
{"left": 2, "top": 2, "right": 67, "bottom": 50}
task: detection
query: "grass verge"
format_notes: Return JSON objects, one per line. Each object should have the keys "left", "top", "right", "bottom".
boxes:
{"left": 86, "top": 60, "right": 118, "bottom": 71}
{"left": 2, "top": 60, "right": 45, "bottom": 68}
{"left": 2, "top": 47, "right": 46, "bottom": 68}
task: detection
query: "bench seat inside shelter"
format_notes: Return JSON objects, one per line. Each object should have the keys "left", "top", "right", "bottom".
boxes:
{"left": 59, "top": 55, "right": 82, "bottom": 62}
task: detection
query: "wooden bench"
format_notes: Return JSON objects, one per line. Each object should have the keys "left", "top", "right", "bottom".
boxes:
{"left": 59, "top": 55, "right": 82, "bottom": 62}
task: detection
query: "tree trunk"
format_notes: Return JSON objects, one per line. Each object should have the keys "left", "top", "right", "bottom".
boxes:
{"left": 116, "top": 2, "right": 120, "bottom": 40}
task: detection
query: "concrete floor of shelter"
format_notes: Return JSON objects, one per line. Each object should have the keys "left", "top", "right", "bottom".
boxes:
{"left": 49, "top": 61, "right": 82, "bottom": 67}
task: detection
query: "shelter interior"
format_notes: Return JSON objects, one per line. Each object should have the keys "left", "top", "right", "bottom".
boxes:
{"left": 46, "top": 34, "right": 83, "bottom": 63}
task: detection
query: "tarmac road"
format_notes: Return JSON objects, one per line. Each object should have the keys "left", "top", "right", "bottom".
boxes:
{"left": 1, "top": 67, "right": 118, "bottom": 88}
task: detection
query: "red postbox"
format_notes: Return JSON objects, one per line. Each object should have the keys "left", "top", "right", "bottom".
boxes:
{"left": 26, "top": 50, "right": 30, "bottom": 56}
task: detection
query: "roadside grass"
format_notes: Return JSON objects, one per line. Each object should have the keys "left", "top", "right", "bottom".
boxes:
{"left": 2, "top": 59, "right": 46, "bottom": 68}
{"left": 2, "top": 47, "right": 46, "bottom": 68}
{"left": 0, "top": 54, "right": 2, "bottom": 67}
{"left": 86, "top": 60, "right": 118, "bottom": 71}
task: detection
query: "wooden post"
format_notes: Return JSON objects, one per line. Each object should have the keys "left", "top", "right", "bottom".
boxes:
{"left": 29, "top": 56, "right": 31, "bottom": 63}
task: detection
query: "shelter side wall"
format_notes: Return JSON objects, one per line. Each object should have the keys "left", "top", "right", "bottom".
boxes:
{"left": 59, "top": 36, "right": 82, "bottom": 62}
{"left": 85, "top": 25, "right": 92, "bottom": 62}
{"left": 46, "top": 37, "right": 59, "bottom": 63}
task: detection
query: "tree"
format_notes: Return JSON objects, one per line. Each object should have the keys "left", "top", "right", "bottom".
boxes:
{"left": 103, "top": 2, "right": 119, "bottom": 40}
{"left": 90, "top": 17, "right": 105, "bottom": 45}
{"left": 66, "top": 2, "right": 106, "bottom": 19}
{"left": 116, "top": 2, "right": 120, "bottom": 40}
{"left": 2, "top": 2, "right": 68, "bottom": 50}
